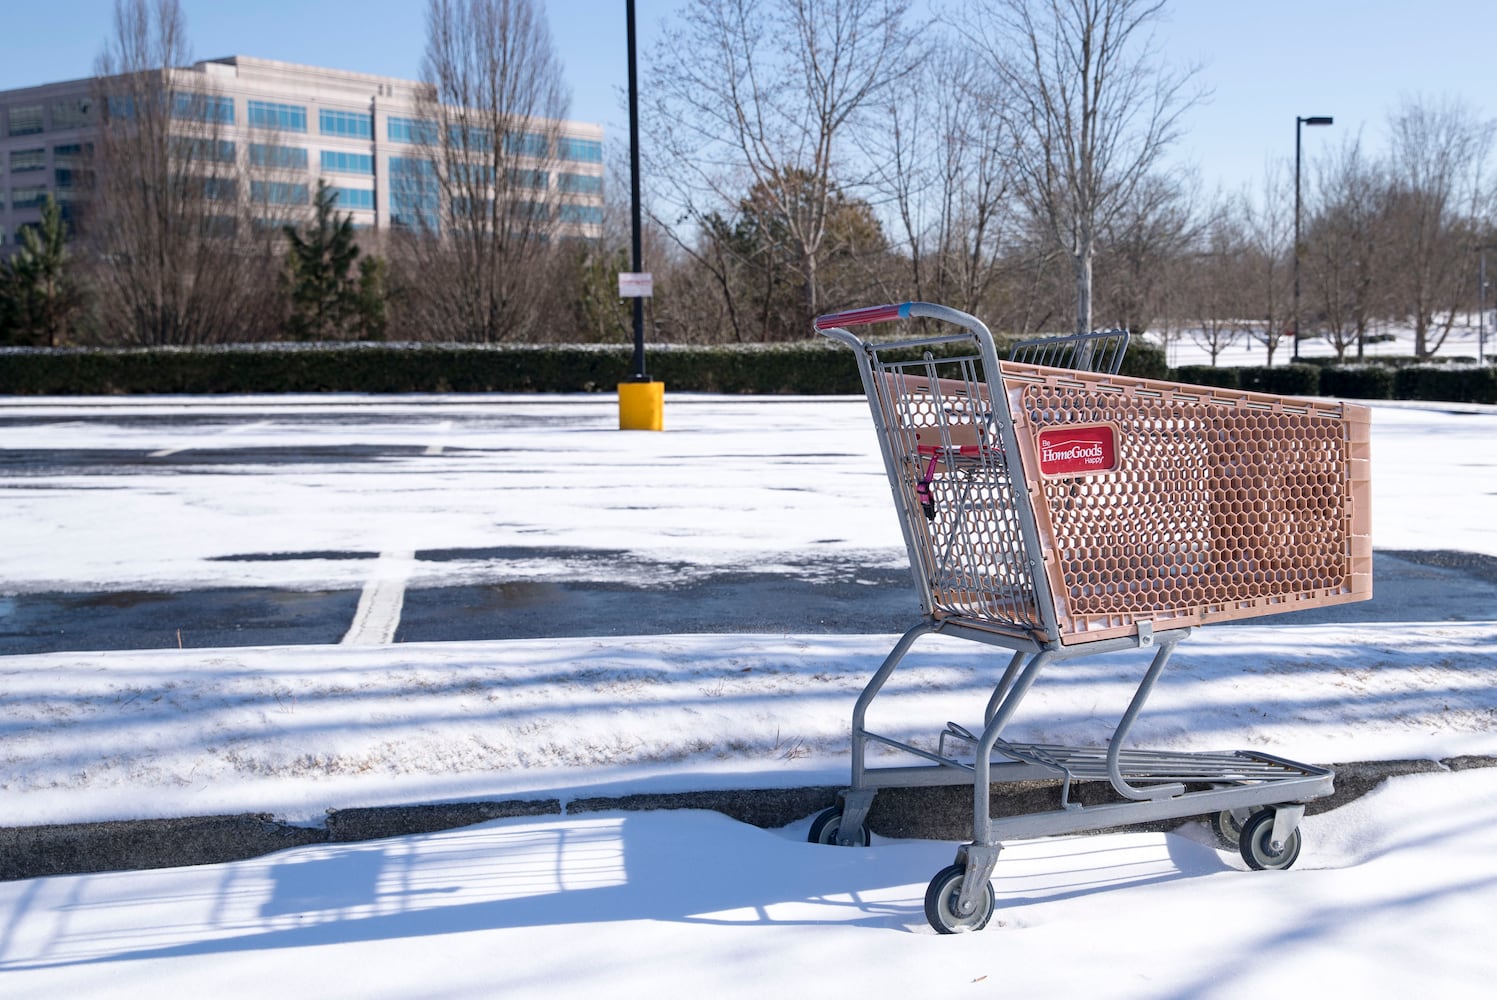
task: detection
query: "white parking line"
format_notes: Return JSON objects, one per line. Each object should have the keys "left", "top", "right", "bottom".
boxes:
{"left": 150, "top": 420, "right": 273, "bottom": 459}
{"left": 423, "top": 420, "right": 454, "bottom": 456}
{"left": 341, "top": 550, "right": 416, "bottom": 645}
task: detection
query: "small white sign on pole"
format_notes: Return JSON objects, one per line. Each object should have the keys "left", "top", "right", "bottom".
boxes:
{"left": 618, "top": 272, "right": 654, "bottom": 298}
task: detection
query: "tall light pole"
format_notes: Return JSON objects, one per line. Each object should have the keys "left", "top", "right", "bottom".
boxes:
{"left": 617, "top": 0, "right": 664, "bottom": 430}
{"left": 1293, "top": 115, "right": 1333, "bottom": 362}
{"left": 626, "top": 0, "right": 645, "bottom": 381}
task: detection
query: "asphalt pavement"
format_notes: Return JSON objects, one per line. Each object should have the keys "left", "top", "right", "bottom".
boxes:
{"left": 3, "top": 397, "right": 1496, "bottom": 653}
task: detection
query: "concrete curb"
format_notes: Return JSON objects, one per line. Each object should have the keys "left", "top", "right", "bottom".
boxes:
{"left": 3, "top": 756, "right": 1491, "bottom": 882}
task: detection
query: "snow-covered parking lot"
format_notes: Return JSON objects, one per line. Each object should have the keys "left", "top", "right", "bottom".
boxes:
{"left": 1, "top": 393, "right": 1495, "bottom": 994}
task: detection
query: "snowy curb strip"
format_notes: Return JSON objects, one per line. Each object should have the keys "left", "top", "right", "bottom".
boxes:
{"left": 5, "top": 756, "right": 1493, "bottom": 882}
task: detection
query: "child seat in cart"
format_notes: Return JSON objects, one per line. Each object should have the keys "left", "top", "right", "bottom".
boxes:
{"left": 809, "top": 301, "right": 1372, "bottom": 933}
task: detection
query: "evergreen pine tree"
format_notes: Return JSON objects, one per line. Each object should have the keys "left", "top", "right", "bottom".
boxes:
{"left": 0, "top": 197, "right": 76, "bottom": 347}
{"left": 283, "top": 180, "right": 362, "bottom": 341}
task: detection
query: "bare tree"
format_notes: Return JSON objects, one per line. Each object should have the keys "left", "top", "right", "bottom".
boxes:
{"left": 86, "top": 0, "right": 274, "bottom": 345}
{"left": 1093, "top": 170, "right": 1196, "bottom": 335}
{"left": 1238, "top": 159, "right": 1293, "bottom": 365}
{"left": 959, "top": 0, "right": 1201, "bottom": 334}
{"left": 867, "top": 46, "right": 1018, "bottom": 317}
{"left": 400, "top": 0, "right": 570, "bottom": 342}
{"left": 1304, "top": 137, "right": 1390, "bottom": 361}
{"left": 646, "top": 0, "right": 919, "bottom": 334}
{"left": 1382, "top": 97, "right": 1493, "bottom": 358}
{"left": 1181, "top": 201, "right": 1244, "bottom": 365}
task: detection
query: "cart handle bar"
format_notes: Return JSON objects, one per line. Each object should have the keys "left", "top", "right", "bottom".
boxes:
{"left": 814, "top": 303, "right": 911, "bottom": 330}
{"left": 813, "top": 301, "right": 986, "bottom": 334}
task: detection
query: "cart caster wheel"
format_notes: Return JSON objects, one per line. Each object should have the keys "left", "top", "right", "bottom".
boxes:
{"left": 924, "top": 863, "right": 996, "bottom": 934}
{"left": 1239, "top": 809, "right": 1303, "bottom": 871}
{"left": 808, "top": 807, "right": 870, "bottom": 847}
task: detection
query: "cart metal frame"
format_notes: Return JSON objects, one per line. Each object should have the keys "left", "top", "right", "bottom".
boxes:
{"left": 811, "top": 301, "right": 1343, "bottom": 933}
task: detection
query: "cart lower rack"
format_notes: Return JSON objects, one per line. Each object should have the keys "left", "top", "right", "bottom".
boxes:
{"left": 810, "top": 302, "right": 1370, "bottom": 933}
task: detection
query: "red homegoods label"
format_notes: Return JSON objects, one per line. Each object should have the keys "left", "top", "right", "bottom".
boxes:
{"left": 1036, "top": 424, "right": 1118, "bottom": 476}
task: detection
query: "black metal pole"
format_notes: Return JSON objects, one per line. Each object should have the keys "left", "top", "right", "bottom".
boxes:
{"left": 1292, "top": 115, "right": 1332, "bottom": 365}
{"left": 627, "top": 0, "right": 646, "bottom": 380}
{"left": 1293, "top": 117, "right": 1303, "bottom": 364}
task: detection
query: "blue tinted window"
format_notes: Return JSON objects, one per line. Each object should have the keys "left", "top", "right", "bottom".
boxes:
{"left": 389, "top": 156, "right": 436, "bottom": 178}
{"left": 321, "top": 149, "right": 373, "bottom": 174}
{"left": 202, "top": 177, "right": 238, "bottom": 201}
{"left": 249, "top": 144, "right": 309, "bottom": 169}
{"left": 390, "top": 156, "right": 440, "bottom": 229}
{"left": 557, "top": 137, "right": 602, "bottom": 163}
{"left": 177, "top": 138, "right": 237, "bottom": 164}
{"left": 557, "top": 203, "right": 603, "bottom": 225}
{"left": 557, "top": 172, "right": 602, "bottom": 195}
{"left": 452, "top": 196, "right": 495, "bottom": 216}
{"left": 172, "top": 92, "right": 235, "bottom": 124}
{"left": 251, "top": 180, "right": 309, "bottom": 205}
{"left": 319, "top": 109, "right": 372, "bottom": 139}
{"left": 449, "top": 123, "right": 494, "bottom": 151}
{"left": 505, "top": 131, "right": 549, "bottom": 158}
{"left": 510, "top": 199, "right": 548, "bottom": 221}
{"left": 248, "top": 100, "right": 307, "bottom": 132}
{"left": 329, "top": 186, "right": 374, "bottom": 211}
{"left": 508, "top": 168, "right": 548, "bottom": 190}
{"left": 388, "top": 116, "right": 439, "bottom": 144}
{"left": 451, "top": 162, "right": 495, "bottom": 186}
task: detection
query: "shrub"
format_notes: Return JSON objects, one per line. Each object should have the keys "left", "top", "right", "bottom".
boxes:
{"left": 1238, "top": 364, "right": 1322, "bottom": 396}
{"left": 1171, "top": 365, "right": 1240, "bottom": 390}
{"left": 1118, "top": 339, "right": 1168, "bottom": 379}
{"left": 1393, "top": 365, "right": 1497, "bottom": 405}
{"left": 1319, "top": 366, "right": 1394, "bottom": 400}
{"left": 7, "top": 341, "right": 1484, "bottom": 401}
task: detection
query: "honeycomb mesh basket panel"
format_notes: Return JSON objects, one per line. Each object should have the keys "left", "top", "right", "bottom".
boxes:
{"left": 1003, "top": 365, "right": 1372, "bottom": 644}
{"left": 875, "top": 361, "right": 1048, "bottom": 640}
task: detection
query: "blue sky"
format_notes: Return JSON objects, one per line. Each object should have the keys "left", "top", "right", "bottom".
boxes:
{"left": 3, "top": 0, "right": 1494, "bottom": 201}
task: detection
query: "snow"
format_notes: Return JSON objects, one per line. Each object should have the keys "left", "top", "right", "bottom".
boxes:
{"left": 2, "top": 392, "right": 1496, "bottom": 994}
{"left": 4, "top": 624, "right": 1496, "bottom": 829}
{"left": 3, "top": 771, "right": 1496, "bottom": 996}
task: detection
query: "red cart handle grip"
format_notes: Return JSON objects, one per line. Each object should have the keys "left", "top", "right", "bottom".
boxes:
{"left": 813, "top": 302, "right": 912, "bottom": 330}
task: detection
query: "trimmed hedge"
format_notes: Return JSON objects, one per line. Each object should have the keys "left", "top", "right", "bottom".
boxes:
{"left": 6, "top": 338, "right": 1488, "bottom": 402}
{"left": 1237, "top": 364, "right": 1323, "bottom": 396}
{"left": 1168, "top": 360, "right": 1493, "bottom": 403}
{"left": 1171, "top": 365, "right": 1239, "bottom": 390}
{"left": 1393, "top": 364, "right": 1497, "bottom": 404}
{"left": 0, "top": 334, "right": 1170, "bottom": 397}
{"left": 1318, "top": 366, "right": 1394, "bottom": 400}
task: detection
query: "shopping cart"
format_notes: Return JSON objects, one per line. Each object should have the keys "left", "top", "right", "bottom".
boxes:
{"left": 810, "top": 302, "right": 1372, "bottom": 933}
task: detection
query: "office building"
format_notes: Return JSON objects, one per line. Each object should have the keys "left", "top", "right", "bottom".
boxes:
{"left": 0, "top": 55, "right": 605, "bottom": 246}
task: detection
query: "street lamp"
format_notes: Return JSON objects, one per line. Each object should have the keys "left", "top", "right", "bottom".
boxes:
{"left": 1293, "top": 115, "right": 1333, "bottom": 362}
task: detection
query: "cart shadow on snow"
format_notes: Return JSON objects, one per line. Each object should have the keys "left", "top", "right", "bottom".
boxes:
{"left": 1, "top": 809, "right": 1243, "bottom": 971}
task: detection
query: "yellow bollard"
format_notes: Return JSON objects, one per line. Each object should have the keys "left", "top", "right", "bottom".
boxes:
{"left": 618, "top": 380, "right": 664, "bottom": 431}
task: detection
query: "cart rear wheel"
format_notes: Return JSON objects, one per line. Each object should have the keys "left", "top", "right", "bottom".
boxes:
{"left": 1239, "top": 809, "right": 1303, "bottom": 871}
{"left": 924, "top": 864, "right": 996, "bottom": 934}
{"left": 1213, "top": 807, "right": 1259, "bottom": 848}
{"left": 808, "top": 807, "right": 870, "bottom": 847}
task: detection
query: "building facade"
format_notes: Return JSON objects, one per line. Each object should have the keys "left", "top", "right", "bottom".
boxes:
{"left": 0, "top": 55, "right": 605, "bottom": 246}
